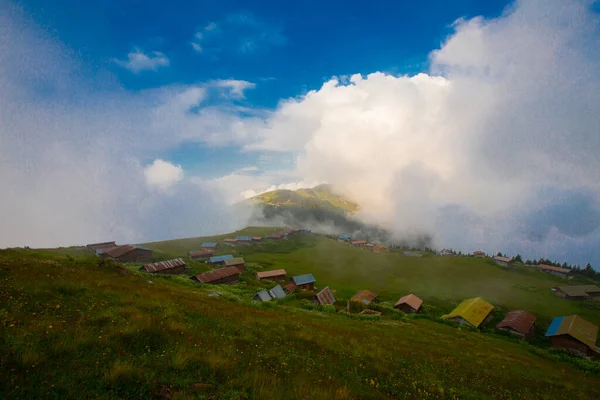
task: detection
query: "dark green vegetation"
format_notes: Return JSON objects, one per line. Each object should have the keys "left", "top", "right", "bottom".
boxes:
{"left": 2, "top": 230, "right": 600, "bottom": 399}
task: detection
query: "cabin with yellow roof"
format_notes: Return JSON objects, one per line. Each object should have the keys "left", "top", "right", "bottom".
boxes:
{"left": 441, "top": 297, "right": 494, "bottom": 329}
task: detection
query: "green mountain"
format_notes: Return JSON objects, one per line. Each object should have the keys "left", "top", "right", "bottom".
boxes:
{"left": 249, "top": 184, "right": 359, "bottom": 214}
{"left": 240, "top": 184, "right": 396, "bottom": 241}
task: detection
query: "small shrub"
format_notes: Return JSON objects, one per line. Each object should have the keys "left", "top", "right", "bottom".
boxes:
{"left": 320, "top": 304, "right": 336, "bottom": 314}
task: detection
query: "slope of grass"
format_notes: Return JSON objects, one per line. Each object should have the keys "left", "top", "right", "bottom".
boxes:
{"left": 1, "top": 248, "right": 600, "bottom": 399}
{"left": 250, "top": 185, "right": 359, "bottom": 213}
{"left": 148, "top": 231, "right": 600, "bottom": 329}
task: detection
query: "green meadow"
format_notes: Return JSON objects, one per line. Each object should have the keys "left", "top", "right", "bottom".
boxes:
{"left": 1, "top": 228, "right": 600, "bottom": 399}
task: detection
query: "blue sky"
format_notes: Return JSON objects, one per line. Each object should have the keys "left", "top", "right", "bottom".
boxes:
{"left": 14, "top": 0, "right": 509, "bottom": 177}
{"left": 3, "top": 0, "right": 600, "bottom": 268}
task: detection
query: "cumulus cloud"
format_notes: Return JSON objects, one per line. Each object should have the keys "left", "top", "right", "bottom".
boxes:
{"left": 191, "top": 13, "right": 286, "bottom": 57}
{"left": 115, "top": 49, "right": 169, "bottom": 73}
{"left": 144, "top": 159, "right": 184, "bottom": 190}
{"left": 213, "top": 79, "right": 256, "bottom": 99}
{"left": 0, "top": 5, "right": 242, "bottom": 248}
{"left": 3, "top": 0, "right": 600, "bottom": 267}
{"left": 240, "top": 0, "right": 600, "bottom": 264}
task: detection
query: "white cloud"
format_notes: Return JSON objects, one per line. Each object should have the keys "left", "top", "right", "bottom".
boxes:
{"left": 238, "top": 0, "right": 600, "bottom": 263}
{"left": 191, "top": 13, "right": 285, "bottom": 56}
{"left": 3, "top": 0, "right": 600, "bottom": 267}
{"left": 213, "top": 79, "right": 256, "bottom": 99}
{"left": 144, "top": 159, "right": 184, "bottom": 190}
{"left": 191, "top": 42, "right": 202, "bottom": 53}
{"left": 0, "top": 7, "right": 244, "bottom": 248}
{"left": 115, "top": 49, "right": 169, "bottom": 73}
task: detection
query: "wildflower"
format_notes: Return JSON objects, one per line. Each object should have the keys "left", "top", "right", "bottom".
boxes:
{"left": 49, "top": 325, "right": 53, "bottom": 329}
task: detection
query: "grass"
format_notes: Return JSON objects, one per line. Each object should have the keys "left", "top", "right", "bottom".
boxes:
{"left": 2, "top": 231, "right": 600, "bottom": 399}
{"left": 147, "top": 230, "right": 600, "bottom": 328}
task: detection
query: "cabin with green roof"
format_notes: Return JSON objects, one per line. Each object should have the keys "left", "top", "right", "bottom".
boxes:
{"left": 545, "top": 315, "right": 600, "bottom": 358}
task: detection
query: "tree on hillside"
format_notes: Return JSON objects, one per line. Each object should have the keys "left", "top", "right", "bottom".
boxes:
{"left": 497, "top": 252, "right": 503, "bottom": 257}
{"left": 561, "top": 262, "right": 568, "bottom": 269}
{"left": 514, "top": 254, "right": 523, "bottom": 263}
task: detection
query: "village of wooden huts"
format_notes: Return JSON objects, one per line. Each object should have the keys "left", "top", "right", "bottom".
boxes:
{"left": 338, "top": 234, "right": 352, "bottom": 243}
{"left": 85, "top": 241, "right": 116, "bottom": 253}
{"left": 236, "top": 236, "right": 252, "bottom": 245}
{"left": 209, "top": 254, "right": 234, "bottom": 267}
{"left": 139, "top": 258, "right": 186, "bottom": 275}
{"left": 291, "top": 274, "right": 316, "bottom": 290}
{"left": 191, "top": 266, "right": 240, "bottom": 285}
{"left": 224, "top": 257, "right": 245, "bottom": 272}
{"left": 201, "top": 242, "right": 218, "bottom": 252}
{"left": 493, "top": 256, "right": 515, "bottom": 268}
{"left": 496, "top": 310, "right": 536, "bottom": 339}
{"left": 253, "top": 284, "right": 287, "bottom": 302}
{"left": 351, "top": 240, "right": 367, "bottom": 248}
{"left": 539, "top": 264, "right": 574, "bottom": 280}
{"left": 256, "top": 269, "right": 287, "bottom": 281}
{"left": 545, "top": 315, "right": 600, "bottom": 358}
{"left": 552, "top": 285, "right": 600, "bottom": 300}
{"left": 394, "top": 294, "right": 423, "bottom": 314}
{"left": 350, "top": 290, "right": 377, "bottom": 306}
{"left": 99, "top": 245, "right": 153, "bottom": 263}
{"left": 473, "top": 251, "right": 486, "bottom": 257}
{"left": 442, "top": 297, "right": 494, "bottom": 328}
{"left": 314, "top": 286, "right": 336, "bottom": 305}
{"left": 188, "top": 250, "right": 214, "bottom": 261}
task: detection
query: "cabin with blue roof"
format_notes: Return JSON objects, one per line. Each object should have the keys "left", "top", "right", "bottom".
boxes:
{"left": 292, "top": 273, "right": 316, "bottom": 290}
{"left": 208, "top": 254, "right": 234, "bottom": 266}
{"left": 201, "top": 242, "right": 218, "bottom": 250}
{"left": 338, "top": 234, "right": 352, "bottom": 243}
{"left": 236, "top": 236, "right": 253, "bottom": 245}
{"left": 545, "top": 315, "right": 600, "bottom": 358}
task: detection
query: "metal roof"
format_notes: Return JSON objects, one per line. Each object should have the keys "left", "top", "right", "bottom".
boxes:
{"left": 269, "top": 285, "right": 286, "bottom": 299}
{"left": 209, "top": 255, "right": 234, "bottom": 263}
{"left": 338, "top": 234, "right": 352, "bottom": 239}
{"left": 496, "top": 310, "right": 536, "bottom": 335}
{"left": 556, "top": 285, "right": 600, "bottom": 297}
{"left": 351, "top": 240, "right": 367, "bottom": 245}
{"left": 473, "top": 251, "right": 485, "bottom": 255}
{"left": 494, "top": 256, "right": 513, "bottom": 263}
{"left": 224, "top": 257, "right": 245, "bottom": 267}
{"left": 193, "top": 266, "right": 240, "bottom": 284}
{"left": 188, "top": 250, "right": 213, "bottom": 258}
{"left": 140, "top": 258, "right": 186, "bottom": 273}
{"left": 350, "top": 290, "right": 377, "bottom": 305}
{"left": 395, "top": 294, "right": 423, "bottom": 311}
{"left": 254, "top": 290, "right": 272, "bottom": 302}
{"left": 545, "top": 315, "right": 598, "bottom": 349}
{"left": 315, "top": 286, "right": 336, "bottom": 305}
{"left": 292, "top": 274, "right": 316, "bottom": 285}
{"left": 105, "top": 245, "right": 136, "bottom": 258}
{"left": 283, "top": 282, "right": 297, "bottom": 293}
{"left": 86, "top": 241, "right": 116, "bottom": 249}
{"left": 201, "top": 242, "right": 217, "bottom": 248}
{"left": 223, "top": 238, "right": 237, "bottom": 242}
{"left": 236, "top": 236, "right": 252, "bottom": 241}
{"left": 256, "top": 269, "right": 287, "bottom": 279}
{"left": 442, "top": 297, "right": 494, "bottom": 328}
{"left": 252, "top": 236, "right": 262, "bottom": 240}
{"left": 540, "top": 264, "right": 572, "bottom": 274}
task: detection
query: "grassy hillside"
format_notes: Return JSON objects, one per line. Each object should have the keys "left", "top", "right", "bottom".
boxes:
{"left": 146, "top": 229, "right": 600, "bottom": 328}
{"left": 249, "top": 184, "right": 359, "bottom": 213}
{"left": 2, "top": 247, "right": 600, "bottom": 399}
